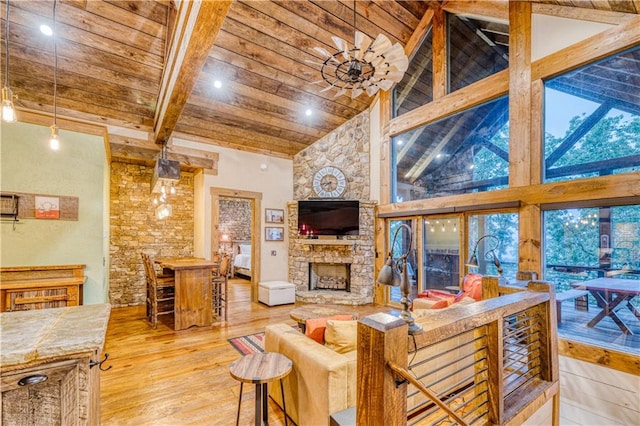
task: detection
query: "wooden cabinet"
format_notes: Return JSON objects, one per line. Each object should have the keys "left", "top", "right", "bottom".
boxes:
{"left": 0, "top": 265, "right": 85, "bottom": 312}
{"left": 0, "top": 304, "right": 110, "bottom": 425}
{"left": 1, "top": 358, "right": 97, "bottom": 425}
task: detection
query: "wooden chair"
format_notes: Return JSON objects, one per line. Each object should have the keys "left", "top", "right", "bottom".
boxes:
{"left": 141, "top": 253, "right": 175, "bottom": 329}
{"left": 212, "top": 254, "right": 230, "bottom": 321}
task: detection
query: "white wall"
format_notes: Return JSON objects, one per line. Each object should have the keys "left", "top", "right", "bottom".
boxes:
{"left": 531, "top": 14, "right": 613, "bottom": 61}
{"left": 174, "top": 138, "right": 293, "bottom": 282}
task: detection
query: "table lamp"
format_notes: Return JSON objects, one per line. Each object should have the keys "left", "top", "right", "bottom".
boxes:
{"left": 466, "top": 234, "right": 507, "bottom": 284}
{"left": 377, "top": 224, "right": 423, "bottom": 335}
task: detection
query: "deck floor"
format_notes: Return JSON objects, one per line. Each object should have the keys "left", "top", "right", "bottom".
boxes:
{"left": 557, "top": 302, "right": 640, "bottom": 355}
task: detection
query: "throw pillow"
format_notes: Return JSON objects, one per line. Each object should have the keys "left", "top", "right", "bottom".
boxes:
{"left": 324, "top": 320, "right": 357, "bottom": 354}
{"left": 455, "top": 273, "right": 483, "bottom": 302}
{"left": 304, "top": 314, "right": 354, "bottom": 344}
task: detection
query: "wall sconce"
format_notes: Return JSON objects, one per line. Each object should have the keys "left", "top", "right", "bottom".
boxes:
{"left": 219, "top": 233, "right": 231, "bottom": 254}
{"left": 466, "top": 234, "right": 507, "bottom": 284}
{"left": 376, "top": 224, "right": 423, "bottom": 335}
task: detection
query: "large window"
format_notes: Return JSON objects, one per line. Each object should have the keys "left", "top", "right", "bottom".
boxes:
{"left": 392, "top": 26, "right": 433, "bottom": 117}
{"left": 392, "top": 96, "right": 509, "bottom": 202}
{"left": 423, "top": 217, "right": 460, "bottom": 292}
{"left": 388, "top": 219, "right": 417, "bottom": 304}
{"left": 467, "top": 212, "right": 518, "bottom": 281}
{"left": 544, "top": 205, "right": 640, "bottom": 354}
{"left": 543, "top": 46, "right": 640, "bottom": 183}
{"left": 448, "top": 14, "right": 509, "bottom": 93}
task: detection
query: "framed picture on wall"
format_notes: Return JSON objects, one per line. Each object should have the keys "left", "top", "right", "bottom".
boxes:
{"left": 265, "top": 226, "right": 284, "bottom": 241}
{"left": 265, "top": 208, "right": 284, "bottom": 224}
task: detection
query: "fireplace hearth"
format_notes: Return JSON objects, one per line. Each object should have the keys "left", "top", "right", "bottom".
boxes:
{"left": 309, "top": 263, "right": 350, "bottom": 292}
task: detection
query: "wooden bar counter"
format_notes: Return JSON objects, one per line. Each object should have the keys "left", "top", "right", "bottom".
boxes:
{"left": 0, "top": 304, "right": 111, "bottom": 425}
{"left": 155, "top": 257, "right": 217, "bottom": 330}
{"left": 0, "top": 264, "right": 86, "bottom": 312}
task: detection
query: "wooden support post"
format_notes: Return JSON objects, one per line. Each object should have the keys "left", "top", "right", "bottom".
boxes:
{"left": 357, "top": 313, "right": 408, "bottom": 426}
{"left": 482, "top": 275, "right": 501, "bottom": 299}
{"left": 486, "top": 317, "right": 504, "bottom": 424}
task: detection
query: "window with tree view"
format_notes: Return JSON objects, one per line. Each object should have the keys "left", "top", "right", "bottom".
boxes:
{"left": 543, "top": 46, "right": 640, "bottom": 182}
{"left": 392, "top": 96, "right": 509, "bottom": 202}
{"left": 544, "top": 205, "right": 640, "bottom": 355}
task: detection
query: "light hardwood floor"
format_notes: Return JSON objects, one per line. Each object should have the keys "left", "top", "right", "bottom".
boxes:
{"left": 100, "top": 278, "right": 382, "bottom": 425}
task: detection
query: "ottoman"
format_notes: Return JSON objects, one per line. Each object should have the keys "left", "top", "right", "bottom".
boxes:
{"left": 258, "top": 281, "right": 296, "bottom": 306}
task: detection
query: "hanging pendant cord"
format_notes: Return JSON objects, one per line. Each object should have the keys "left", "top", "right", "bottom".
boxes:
{"left": 4, "top": 0, "right": 10, "bottom": 87}
{"left": 52, "top": 0, "right": 57, "bottom": 126}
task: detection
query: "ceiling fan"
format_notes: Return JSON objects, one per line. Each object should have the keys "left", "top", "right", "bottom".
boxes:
{"left": 310, "top": 2, "right": 409, "bottom": 99}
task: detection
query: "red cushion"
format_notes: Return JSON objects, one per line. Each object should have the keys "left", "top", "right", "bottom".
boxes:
{"left": 417, "top": 289, "right": 454, "bottom": 300}
{"left": 431, "top": 299, "right": 451, "bottom": 309}
{"left": 455, "top": 274, "right": 483, "bottom": 302}
{"left": 304, "top": 314, "right": 354, "bottom": 344}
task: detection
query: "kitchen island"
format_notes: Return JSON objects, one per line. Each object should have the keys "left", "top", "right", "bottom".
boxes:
{"left": 0, "top": 304, "right": 111, "bottom": 425}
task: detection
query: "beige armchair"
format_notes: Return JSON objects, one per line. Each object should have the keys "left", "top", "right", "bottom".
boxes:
{"left": 264, "top": 323, "right": 357, "bottom": 426}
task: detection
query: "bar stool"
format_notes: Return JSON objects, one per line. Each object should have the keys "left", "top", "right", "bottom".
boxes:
{"left": 229, "top": 352, "right": 292, "bottom": 426}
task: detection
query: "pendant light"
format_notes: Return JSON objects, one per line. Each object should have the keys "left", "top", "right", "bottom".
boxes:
{"left": 1, "top": 0, "right": 17, "bottom": 123}
{"left": 49, "top": 0, "right": 59, "bottom": 150}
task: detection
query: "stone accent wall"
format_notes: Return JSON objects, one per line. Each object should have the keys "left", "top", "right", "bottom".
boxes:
{"left": 287, "top": 201, "right": 375, "bottom": 305}
{"left": 289, "top": 111, "right": 376, "bottom": 304}
{"left": 294, "top": 110, "right": 370, "bottom": 201}
{"left": 109, "top": 162, "right": 194, "bottom": 307}
{"left": 219, "top": 197, "right": 251, "bottom": 242}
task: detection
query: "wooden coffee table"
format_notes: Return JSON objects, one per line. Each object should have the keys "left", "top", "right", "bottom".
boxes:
{"left": 229, "top": 352, "right": 292, "bottom": 426}
{"left": 289, "top": 304, "right": 357, "bottom": 333}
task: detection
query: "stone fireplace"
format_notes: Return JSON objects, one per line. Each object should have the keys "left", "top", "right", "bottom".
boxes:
{"left": 309, "top": 262, "right": 351, "bottom": 292}
{"left": 288, "top": 201, "right": 375, "bottom": 305}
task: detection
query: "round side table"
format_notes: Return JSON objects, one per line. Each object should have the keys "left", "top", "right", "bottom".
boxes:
{"left": 229, "top": 352, "right": 292, "bottom": 426}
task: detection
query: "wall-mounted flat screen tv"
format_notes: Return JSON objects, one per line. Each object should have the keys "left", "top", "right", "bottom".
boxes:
{"left": 298, "top": 200, "right": 359, "bottom": 236}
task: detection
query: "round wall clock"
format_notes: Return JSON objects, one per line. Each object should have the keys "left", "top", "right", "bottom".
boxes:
{"left": 312, "top": 166, "right": 347, "bottom": 198}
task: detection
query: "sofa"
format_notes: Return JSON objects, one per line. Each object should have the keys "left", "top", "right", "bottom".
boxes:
{"left": 412, "top": 273, "right": 483, "bottom": 310}
{"left": 264, "top": 321, "right": 357, "bottom": 426}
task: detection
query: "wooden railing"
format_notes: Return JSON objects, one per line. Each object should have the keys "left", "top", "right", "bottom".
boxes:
{"left": 356, "top": 279, "right": 559, "bottom": 425}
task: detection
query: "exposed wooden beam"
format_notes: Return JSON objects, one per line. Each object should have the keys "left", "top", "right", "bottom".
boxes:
{"left": 109, "top": 134, "right": 218, "bottom": 172}
{"left": 531, "top": 3, "right": 636, "bottom": 25}
{"left": 389, "top": 69, "right": 509, "bottom": 137}
{"left": 377, "top": 172, "right": 640, "bottom": 217}
{"left": 153, "top": 0, "right": 232, "bottom": 144}
{"left": 509, "top": 1, "right": 532, "bottom": 188}
{"left": 171, "top": 131, "right": 295, "bottom": 161}
{"left": 442, "top": 0, "right": 508, "bottom": 21}
{"left": 531, "top": 15, "right": 640, "bottom": 81}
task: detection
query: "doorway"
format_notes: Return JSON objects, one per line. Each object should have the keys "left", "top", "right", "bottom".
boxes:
{"left": 210, "top": 188, "right": 262, "bottom": 303}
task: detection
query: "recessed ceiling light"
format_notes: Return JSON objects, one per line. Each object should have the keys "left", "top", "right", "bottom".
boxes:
{"left": 213, "top": 80, "right": 222, "bottom": 89}
{"left": 40, "top": 24, "right": 53, "bottom": 36}
{"left": 305, "top": 109, "right": 312, "bottom": 116}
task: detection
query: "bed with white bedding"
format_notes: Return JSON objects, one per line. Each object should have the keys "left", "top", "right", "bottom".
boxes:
{"left": 232, "top": 240, "right": 252, "bottom": 278}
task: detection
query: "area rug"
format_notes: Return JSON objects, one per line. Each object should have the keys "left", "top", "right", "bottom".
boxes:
{"left": 228, "top": 331, "right": 265, "bottom": 355}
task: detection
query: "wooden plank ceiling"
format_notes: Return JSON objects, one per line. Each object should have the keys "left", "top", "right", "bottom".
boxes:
{"left": 1, "top": 0, "right": 638, "bottom": 165}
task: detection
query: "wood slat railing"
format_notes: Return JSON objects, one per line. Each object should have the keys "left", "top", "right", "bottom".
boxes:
{"left": 356, "top": 278, "right": 559, "bottom": 425}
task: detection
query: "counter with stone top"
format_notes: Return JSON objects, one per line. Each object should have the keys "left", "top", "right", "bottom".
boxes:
{"left": 0, "top": 304, "right": 111, "bottom": 425}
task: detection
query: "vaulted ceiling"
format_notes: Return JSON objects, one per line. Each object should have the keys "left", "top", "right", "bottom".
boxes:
{"left": 1, "top": 0, "right": 638, "bottom": 168}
